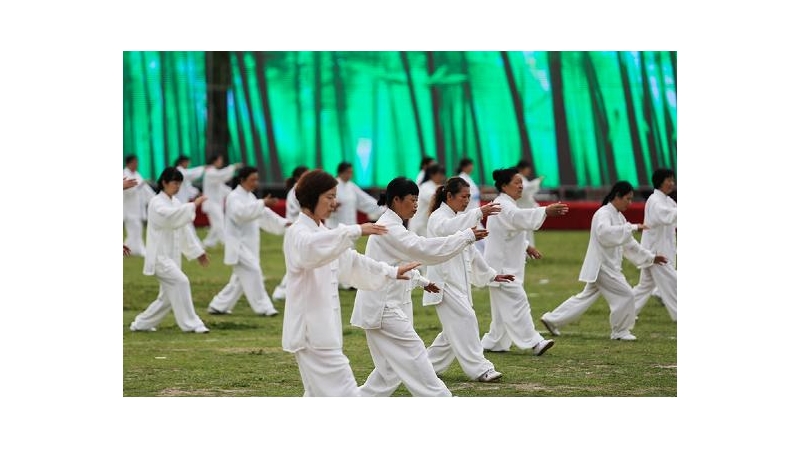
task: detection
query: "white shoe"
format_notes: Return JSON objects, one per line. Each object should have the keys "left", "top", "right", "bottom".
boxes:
{"left": 272, "top": 287, "right": 286, "bottom": 301}
{"left": 207, "top": 307, "right": 231, "bottom": 315}
{"left": 261, "top": 308, "right": 279, "bottom": 317}
{"left": 130, "top": 324, "right": 156, "bottom": 332}
{"left": 532, "top": 339, "right": 555, "bottom": 356}
{"left": 612, "top": 333, "right": 637, "bottom": 341}
{"left": 540, "top": 314, "right": 561, "bottom": 337}
{"left": 193, "top": 325, "right": 210, "bottom": 333}
{"left": 477, "top": 368, "right": 502, "bottom": 382}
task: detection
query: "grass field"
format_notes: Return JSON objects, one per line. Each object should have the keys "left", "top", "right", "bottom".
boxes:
{"left": 123, "top": 227, "right": 677, "bottom": 397}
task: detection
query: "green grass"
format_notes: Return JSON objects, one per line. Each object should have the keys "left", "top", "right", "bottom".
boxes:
{"left": 123, "top": 228, "right": 677, "bottom": 397}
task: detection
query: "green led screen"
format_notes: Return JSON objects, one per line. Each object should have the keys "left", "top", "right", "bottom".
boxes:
{"left": 123, "top": 51, "right": 676, "bottom": 189}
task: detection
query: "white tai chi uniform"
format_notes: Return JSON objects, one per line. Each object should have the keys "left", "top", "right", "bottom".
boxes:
{"left": 325, "top": 177, "right": 384, "bottom": 229}
{"left": 354, "top": 209, "right": 477, "bottom": 397}
{"left": 208, "top": 185, "right": 290, "bottom": 315}
{"left": 176, "top": 165, "right": 205, "bottom": 203}
{"left": 130, "top": 192, "right": 208, "bottom": 332}
{"left": 458, "top": 171, "right": 485, "bottom": 255}
{"left": 123, "top": 167, "right": 155, "bottom": 256}
{"left": 632, "top": 189, "right": 677, "bottom": 321}
{"left": 516, "top": 176, "right": 543, "bottom": 246}
{"left": 407, "top": 179, "right": 438, "bottom": 238}
{"left": 282, "top": 214, "right": 401, "bottom": 397}
{"left": 201, "top": 164, "right": 236, "bottom": 248}
{"left": 542, "top": 203, "right": 657, "bottom": 339}
{"left": 415, "top": 169, "right": 426, "bottom": 186}
{"left": 271, "top": 186, "right": 301, "bottom": 301}
{"left": 481, "top": 192, "right": 551, "bottom": 351}
{"left": 424, "top": 204, "right": 498, "bottom": 380}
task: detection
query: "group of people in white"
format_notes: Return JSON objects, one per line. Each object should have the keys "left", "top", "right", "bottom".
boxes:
{"left": 123, "top": 153, "right": 677, "bottom": 396}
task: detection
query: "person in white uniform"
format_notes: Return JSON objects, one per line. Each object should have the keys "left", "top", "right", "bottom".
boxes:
{"left": 408, "top": 163, "right": 446, "bottom": 237}
{"left": 481, "top": 167, "right": 569, "bottom": 356}
{"left": 425, "top": 177, "right": 513, "bottom": 383}
{"left": 207, "top": 166, "right": 290, "bottom": 316}
{"left": 272, "top": 165, "right": 308, "bottom": 301}
{"left": 456, "top": 157, "right": 486, "bottom": 255}
{"left": 515, "top": 159, "right": 545, "bottom": 247}
{"left": 632, "top": 168, "right": 677, "bottom": 321}
{"left": 415, "top": 155, "right": 436, "bottom": 186}
{"left": 201, "top": 153, "right": 242, "bottom": 249}
{"left": 174, "top": 154, "right": 205, "bottom": 203}
{"left": 281, "top": 169, "right": 421, "bottom": 397}
{"left": 123, "top": 155, "right": 155, "bottom": 256}
{"left": 540, "top": 181, "right": 667, "bottom": 341}
{"left": 354, "top": 177, "right": 489, "bottom": 397}
{"left": 129, "top": 167, "right": 211, "bottom": 333}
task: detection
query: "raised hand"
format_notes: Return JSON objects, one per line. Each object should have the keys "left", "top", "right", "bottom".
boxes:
{"left": 545, "top": 202, "right": 569, "bottom": 217}
{"left": 123, "top": 178, "right": 138, "bottom": 190}
{"left": 479, "top": 202, "right": 502, "bottom": 220}
{"left": 471, "top": 226, "right": 489, "bottom": 241}
{"left": 423, "top": 282, "right": 440, "bottom": 293}
{"left": 263, "top": 194, "right": 278, "bottom": 207}
{"left": 396, "top": 262, "right": 422, "bottom": 280}
{"left": 193, "top": 195, "right": 208, "bottom": 207}
{"left": 360, "top": 223, "right": 388, "bottom": 236}
{"left": 494, "top": 274, "right": 515, "bottom": 283}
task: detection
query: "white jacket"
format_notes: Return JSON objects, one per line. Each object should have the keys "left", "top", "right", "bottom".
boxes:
{"left": 351, "top": 208, "right": 476, "bottom": 329}
{"left": 578, "top": 203, "right": 656, "bottom": 283}
{"left": 423, "top": 204, "right": 496, "bottom": 306}
{"left": 517, "top": 176, "right": 542, "bottom": 209}
{"left": 640, "top": 189, "right": 677, "bottom": 265}
{"left": 223, "top": 185, "right": 290, "bottom": 266}
{"left": 176, "top": 165, "right": 205, "bottom": 203}
{"left": 123, "top": 168, "right": 155, "bottom": 221}
{"left": 407, "top": 179, "right": 438, "bottom": 237}
{"left": 285, "top": 186, "right": 301, "bottom": 223}
{"left": 484, "top": 192, "right": 548, "bottom": 282}
{"left": 201, "top": 165, "right": 236, "bottom": 212}
{"left": 281, "top": 214, "right": 399, "bottom": 352}
{"left": 458, "top": 172, "right": 481, "bottom": 211}
{"left": 143, "top": 192, "right": 204, "bottom": 276}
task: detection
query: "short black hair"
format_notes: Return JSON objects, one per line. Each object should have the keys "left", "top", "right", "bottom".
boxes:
{"left": 336, "top": 161, "right": 353, "bottom": 175}
{"left": 651, "top": 168, "right": 675, "bottom": 190}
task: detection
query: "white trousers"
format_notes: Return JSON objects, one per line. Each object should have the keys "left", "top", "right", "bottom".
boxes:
{"left": 123, "top": 218, "right": 145, "bottom": 256}
{"left": 632, "top": 263, "right": 677, "bottom": 321}
{"left": 359, "top": 304, "right": 452, "bottom": 397}
{"left": 208, "top": 247, "right": 277, "bottom": 315}
{"left": 202, "top": 201, "right": 224, "bottom": 247}
{"left": 294, "top": 347, "right": 361, "bottom": 397}
{"left": 427, "top": 292, "right": 495, "bottom": 380}
{"left": 481, "top": 283, "right": 546, "bottom": 351}
{"left": 545, "top": 266, "right": 636, "bottom": 339}
{"left": 130, "top": 258, "right": 206, "bottom": 332}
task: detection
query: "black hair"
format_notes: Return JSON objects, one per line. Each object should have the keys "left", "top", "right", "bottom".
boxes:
{"left": 125, "top": 154, "right": 138, "bottom": 165}
{"left": 456, "top": 157, "right": 473, "bottom": 174}
{"left": 336, "top": 161, "right": 353, "bottom": 175}
{"left": 286, "top": 165, "right": 309, "bottom": 190}
{"left": 420, "top": 156, "right": 435, "bottom": 169}
{"left": 516, "top": 160, "right": 532, "bottom": 171}
{"left": 378, "top": 177, "right": 419, "bottom": 208}
{"left": 421, "top": 163, "right": 446, "bottom": 183}
{"left": 430, "top": 176, "right": 470, "bottom": 214}
{"left": 492, "top": 167, "right": 519, "bottom": 192}
{"left": 651, "top": 168, "right": 675, "bottom": 191}
{"left": 234, "top": 166, "right": 259, "bottom": 186}
{"left": 206, "top": 153, "right": 222, "bottom": 165}
{"left": 295, "top": 169, "right": 339, "bottom": 212}
{"left": 156, "top": 167, "right": 184, "bottom": 193}
{"left": 174, "top": 154, "right": 190, "bottom": 166}
{"left": 602, "top": 181, "right": 635, "bottom": 205}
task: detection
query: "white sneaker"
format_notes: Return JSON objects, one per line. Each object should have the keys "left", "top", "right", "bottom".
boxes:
{"left": 540, "top": 314, "right": 561, "bottom": 337}
{"left": 477, "top": 368, "right": 503, "bottom": 382}
{"left": 272, "top": 287, "right": 286, "bottom": 301}
{"left": 130, "top": 324, "right": 157, "bottom": 332}
{"left": 207, "top": 307, "right": 231, "bottom": 315}
{"left": 612, "top": 333, "right": 637, "bottom": 341}
{"left": 532, "top": 339, "right": 555, "bottom": 356}
{"left": 193, "top": 325, "right": 210, "bottom": 334}
{"left": 261, "top": 308, "right": 279, "bottom": 317}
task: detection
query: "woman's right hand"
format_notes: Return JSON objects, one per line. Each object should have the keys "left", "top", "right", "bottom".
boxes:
{"left": 193, "top": 195, "right": 208, "bottom": 206}
{"left": 360, "top": 223, "right": 388, "bottom": 236}
{"left": 479, "top": 202, "right": 501, "bottom": 219}
{"left": 471, "top": 226, "right": 489, "bottom": 241}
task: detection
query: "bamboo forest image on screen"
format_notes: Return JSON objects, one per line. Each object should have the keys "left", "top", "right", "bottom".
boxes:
{"left": 123, "top": 51, "right": 676, "bottom": 189}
